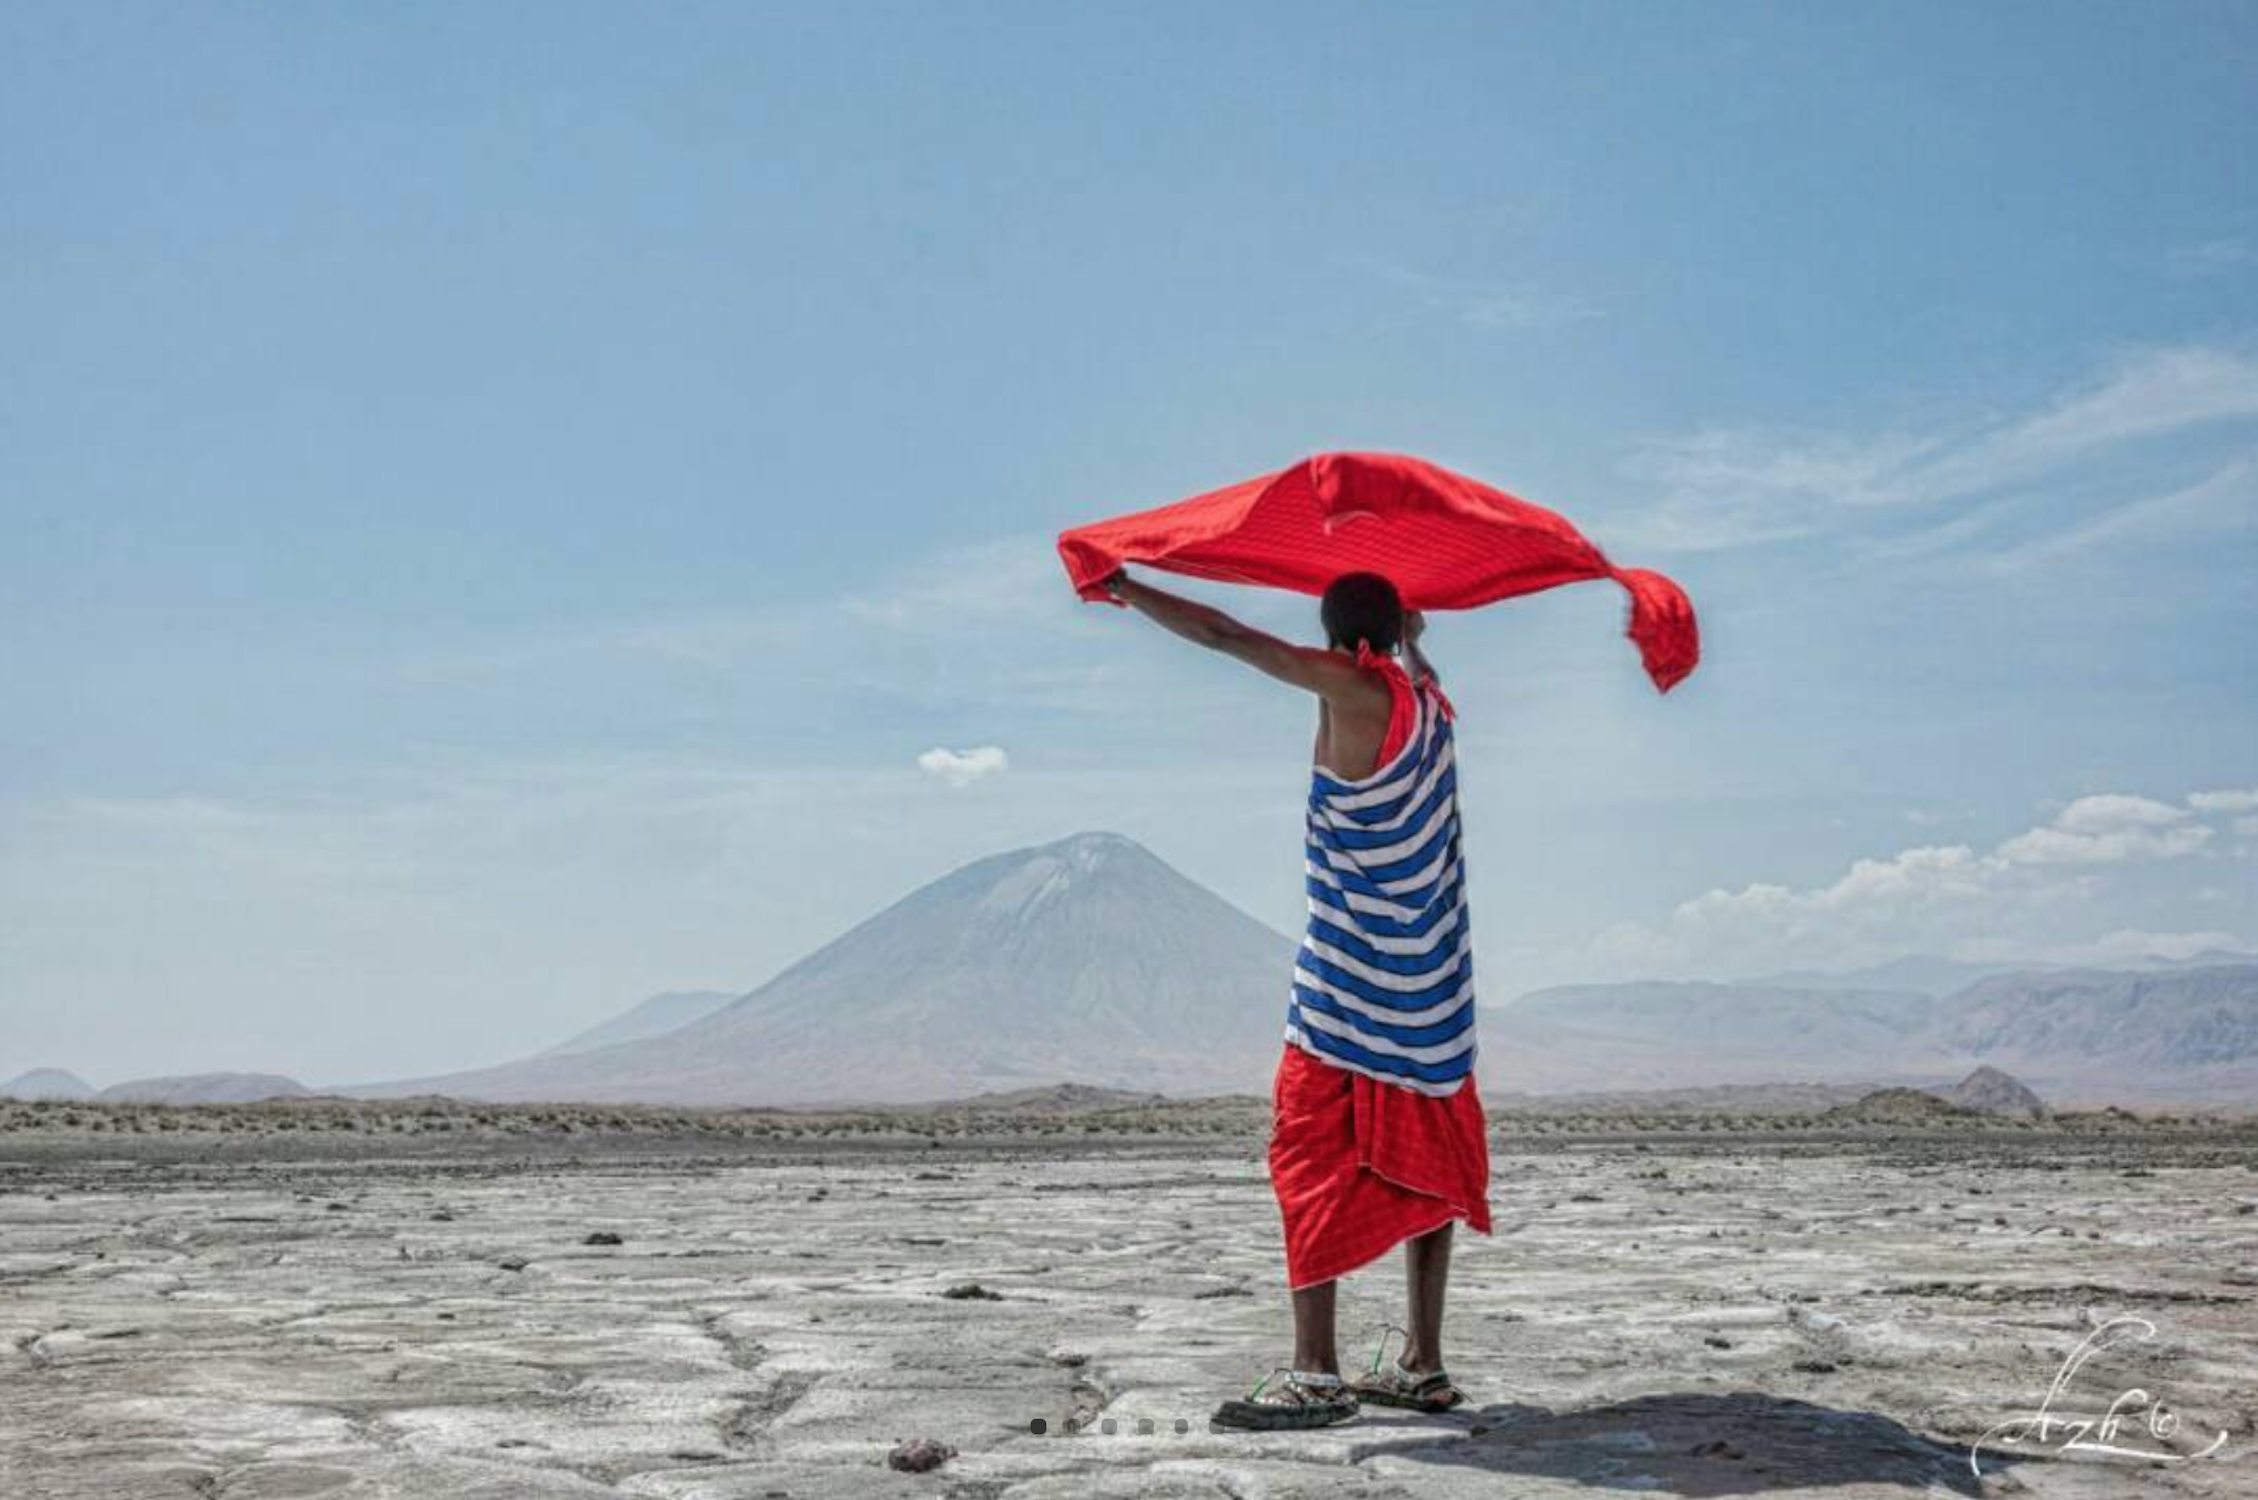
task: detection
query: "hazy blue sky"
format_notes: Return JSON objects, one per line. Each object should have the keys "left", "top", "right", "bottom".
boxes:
{"left": 5, "top": 2, "right": 2255, "bottom": 1084}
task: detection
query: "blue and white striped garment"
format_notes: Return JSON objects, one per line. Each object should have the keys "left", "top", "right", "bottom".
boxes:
{"left": 1286, "top": 674, "right": 1476, "bottom": 1096}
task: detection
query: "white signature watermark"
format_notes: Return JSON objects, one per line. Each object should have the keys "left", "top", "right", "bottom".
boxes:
{"left": 1971, "top": 1316, "right": 2231, "bottom": 1477}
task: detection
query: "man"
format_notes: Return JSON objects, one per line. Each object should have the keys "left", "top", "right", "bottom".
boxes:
{"left": 1102, "top": 566, "right": 1491, "bottom": 1430}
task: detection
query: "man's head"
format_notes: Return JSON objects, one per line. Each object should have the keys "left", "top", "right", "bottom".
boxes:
{"left": 1320, "top": 571, "right": 1405, "bottom": 655}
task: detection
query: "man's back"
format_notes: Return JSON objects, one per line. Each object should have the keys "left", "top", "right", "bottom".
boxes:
{"left": 1314, "top": 682, "right": 1393, "bottom": 781}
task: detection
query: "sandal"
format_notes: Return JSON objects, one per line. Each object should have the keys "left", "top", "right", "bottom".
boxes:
{"left": 1210, "top": 1367, "right": 1360, "bottom": 1430}
{"left": 1349, "top": 1326, "right": 1467, "bottom": 1412}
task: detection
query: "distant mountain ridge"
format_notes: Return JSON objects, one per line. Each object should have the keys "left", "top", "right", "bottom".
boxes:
{"left": 1494, "top": 966, "right": 2258, "bottom": 1104}
{"left": 1929, "top": 966, "right": 2258, "bottom": 1091}
{"left": 349, "top": 834, "right": 2252, "bottom": 1107}
{"left": 353, "top": 832, "right": 1297, "bottom": 1106}
{"left": 99, "top": 1073, "right": 310, "bottom": 1105}
{"left": 537, "top": 991, "right": 739, "bottom": 1057}
{"left": 0, "top": 1068, "right": 95, "bottom": 1101}
{"left": 1486, "top": 980, "right": 1949, "bottom": 1095}
{"left": 1740, "top": 956, "right": 2017, "bottom": 997}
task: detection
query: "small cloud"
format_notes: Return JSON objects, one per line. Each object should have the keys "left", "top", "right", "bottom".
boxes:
{"left": 2190, "top": 788, "right": 2258, "bottom": 814}
{"left": 916, "top": 745, "right": 1010, "bottom": 787}
{"left": 1996, "top": 794, "right": 2207, "bottom": 866}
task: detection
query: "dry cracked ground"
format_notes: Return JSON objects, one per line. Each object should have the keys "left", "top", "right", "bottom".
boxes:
{"left": 2, "top": 1120, "right": 2255, "bottom": 1499}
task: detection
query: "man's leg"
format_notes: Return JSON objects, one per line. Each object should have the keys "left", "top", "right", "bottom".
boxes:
{"left": 1212, "top": 1278, "right": 1354, "bottom": 1428}
{"left": 1398, "top": 1220, "right": 1453, "bottom": 1373}
{"left": 1291, "top": 1280, "right": 1339, "bottom": 1375}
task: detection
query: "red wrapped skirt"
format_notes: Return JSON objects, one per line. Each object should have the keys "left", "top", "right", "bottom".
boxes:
{"left": 1267, "top": 1041, "right": 1493, "bottom": 1290}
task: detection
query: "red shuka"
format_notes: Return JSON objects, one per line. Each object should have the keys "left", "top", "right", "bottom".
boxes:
{"left": 1268, "top": 661, "right": 1493, "bottom": 1290}
{"left": 1057, "top": 450, "right": 1699, "bottom": 692}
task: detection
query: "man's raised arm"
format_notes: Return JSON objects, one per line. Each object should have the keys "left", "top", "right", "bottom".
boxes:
{"left": 1104, "top": 570, "right": 1376, "bottom": 702}
{"left": 1404, "top": 610, "right": 1441, "bottom": 686}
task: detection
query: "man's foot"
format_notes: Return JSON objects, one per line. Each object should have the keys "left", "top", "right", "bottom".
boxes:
{"left": 1349, "top": 1357, "right": 1465, "bottom": 1413}
{"left": 1210, "top": 1368, "right": 1359, "bottom": 1430}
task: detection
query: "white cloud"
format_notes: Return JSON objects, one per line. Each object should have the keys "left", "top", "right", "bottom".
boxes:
{"left": 1573, "top": 788, "right": 2246, "bottom": 981}
{"left": 2189, "top": 788, "right": 2258, "bottom": 814}
{"left": 1618, "top": 429, "right": 1936, "bottom": 550}
{"left": 1981, "top": 459, "right": 2257, "bottom": 573}
{"left": 1995, "top": 347, "right": 2258, "bottom": 459}
{"left": 1616, "top": 346, "right": 2258, "bottom": 554}
{"left": 394, "top": 530, "right": 1157, "bottom": 721}
{"left": 917, "top": 745, "right": 1010, "bottom": 787}
{"left": 1995, "top": 794, "right": 2210, "bottom": 866}
{"left": 2049, "top": 794, "right": 2188, "bottom": 832}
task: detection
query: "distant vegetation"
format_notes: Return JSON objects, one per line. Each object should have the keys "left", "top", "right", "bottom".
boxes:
{"left": 1, "top": 1088, "right": 2247, "bottom": 1157}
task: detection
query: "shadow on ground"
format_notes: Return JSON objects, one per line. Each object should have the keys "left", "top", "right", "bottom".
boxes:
{"left": 1351, "top": 1391, "right": 2015, "bottom": 1496}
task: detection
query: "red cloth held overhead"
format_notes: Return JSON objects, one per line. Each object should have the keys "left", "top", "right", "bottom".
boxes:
{"left": 1056, "top": 451, "right": 1699, "bottom": 692}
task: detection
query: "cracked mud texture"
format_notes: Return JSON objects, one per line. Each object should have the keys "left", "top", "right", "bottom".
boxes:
{"left": 2, "top": 1108, "right": 2254, "bottom": 1499}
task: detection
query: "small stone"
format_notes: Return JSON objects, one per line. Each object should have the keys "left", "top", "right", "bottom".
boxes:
{"left": 496, "top": 1257, "right": 530, "bottom": 1272}
{"left": 583, "top": 1232, "right": 623, "bottom": 1246}
{"left": 941, "top": 1282, "right": 1003, "bottom": 1301}
{"left": 887, "top": 1436, "right": 956, "bottom": 1473}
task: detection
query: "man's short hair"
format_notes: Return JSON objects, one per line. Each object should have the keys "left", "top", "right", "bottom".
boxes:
{"left": 1321, "top": 571, "right": 1405, "bottom": 654}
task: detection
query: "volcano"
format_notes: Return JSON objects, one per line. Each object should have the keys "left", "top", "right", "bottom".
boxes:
{"left": 354, "top": 832, "right": 1297, "bottom": 1106}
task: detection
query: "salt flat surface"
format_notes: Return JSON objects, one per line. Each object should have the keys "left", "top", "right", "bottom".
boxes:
{"left": 2, "top": 1134, "right": 2253, "bottom": 1498}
